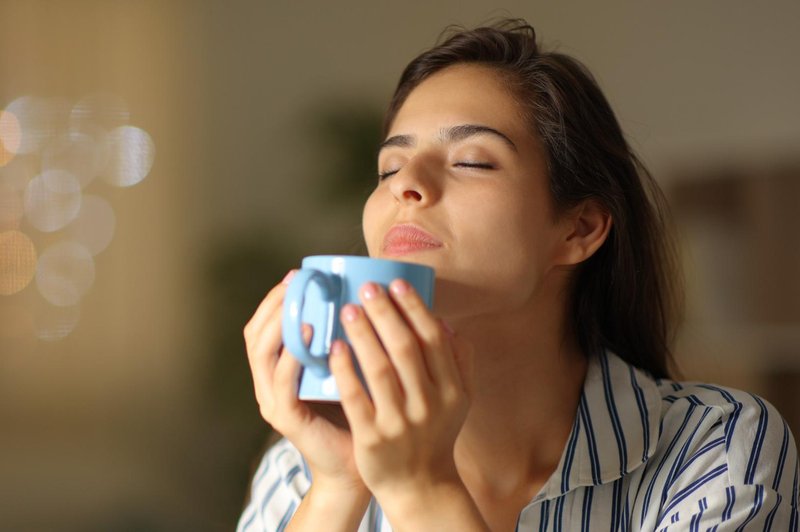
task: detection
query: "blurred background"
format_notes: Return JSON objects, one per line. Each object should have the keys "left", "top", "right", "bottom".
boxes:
{"left": 1, "top": 0, "right": 798, "bottom": 529}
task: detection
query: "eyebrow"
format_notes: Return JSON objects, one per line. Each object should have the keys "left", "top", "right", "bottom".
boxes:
{"left": 378, "top": 123, "right": 518, "bottom": 153}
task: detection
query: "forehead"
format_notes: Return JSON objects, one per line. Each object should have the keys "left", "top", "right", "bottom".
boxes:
{"left": 388, "top": 64, "right": 528, "bottom": 138}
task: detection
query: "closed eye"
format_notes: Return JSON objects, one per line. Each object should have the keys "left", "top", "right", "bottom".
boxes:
{"left": 377, "top": 169, "right": 399, "bottom": 181}
{"left": 454, "top": 162, "right": 494, "bottom": 170}
{"left": 377, "top": 162, "right": 495, "bottom": 181}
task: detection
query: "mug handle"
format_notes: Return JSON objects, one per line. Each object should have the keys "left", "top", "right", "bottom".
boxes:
{"left": 282, "top": 268, "right": 340, "bottom": 378}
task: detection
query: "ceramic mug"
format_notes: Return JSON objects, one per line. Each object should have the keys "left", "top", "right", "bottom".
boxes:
{"left": 282, "top": 255, "right": 435, "bottom": 401}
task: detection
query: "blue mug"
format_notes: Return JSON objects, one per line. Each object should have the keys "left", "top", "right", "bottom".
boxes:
{"left": 282, "top": 255, "right": 435, "bottom": 401}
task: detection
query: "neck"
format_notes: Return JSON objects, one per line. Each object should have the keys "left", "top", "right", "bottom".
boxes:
{"left": 449, "top": 300, "right": 588, "bottom": 499}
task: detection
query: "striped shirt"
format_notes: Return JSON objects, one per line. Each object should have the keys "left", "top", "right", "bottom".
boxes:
{"left": 237, "top": 350, "right": 800, "bottom": 531}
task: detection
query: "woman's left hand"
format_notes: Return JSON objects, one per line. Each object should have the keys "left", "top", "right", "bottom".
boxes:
{"left": 328, "top": 278, "right": 475, "bottom": 513}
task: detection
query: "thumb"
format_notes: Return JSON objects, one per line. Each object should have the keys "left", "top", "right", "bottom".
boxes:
{"left": 301, "top": 323, "right": 314, "bottom": 345}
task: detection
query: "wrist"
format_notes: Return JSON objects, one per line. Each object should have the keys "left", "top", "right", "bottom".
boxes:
{"left": 308, "top": 476, "right": 371, "bottom": 507}
{"left": 286, "top": 479, "right": 371, "bottom": 532}
{"left": 378, "top": 479, "right": 489, "bottom": 532}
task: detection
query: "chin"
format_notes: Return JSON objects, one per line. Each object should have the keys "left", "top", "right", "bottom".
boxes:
{"left": 381, "top": 250, "right": 442, "bottom": 264}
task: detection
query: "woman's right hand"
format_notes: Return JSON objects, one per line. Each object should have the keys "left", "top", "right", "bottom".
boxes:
{"left": 243, "top": 270, "right": 369, "bottom": 502}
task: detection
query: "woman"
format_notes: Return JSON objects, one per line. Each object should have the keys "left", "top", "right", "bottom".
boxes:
{"left": 239, "top": 19, "right": 798, "bottom": 531}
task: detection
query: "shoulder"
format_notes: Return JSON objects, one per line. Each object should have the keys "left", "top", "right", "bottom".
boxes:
{"left": 634, "top": 380, "right": 800, "bottom": 527}
{"left": 237, "top": 438, "right": 312, "bottom": 532}
{"left": 654, "top": 380, "right": 797, "bottom": 489}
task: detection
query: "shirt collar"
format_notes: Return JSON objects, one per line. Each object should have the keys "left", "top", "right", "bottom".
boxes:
{"left": 532, "top": 349, "right": 662, "bottom": 502}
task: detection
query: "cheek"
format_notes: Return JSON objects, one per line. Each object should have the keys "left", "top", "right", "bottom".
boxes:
{"left": 461, "top": 192, "right": 554, "bottom": 283}
{"left": 361, "top": 190, "right": 382, "bottom": 255}
{"left": 447, "top": 196, "right": 523, "bottom": 261}
{"left": 464, "top": 191, "right": 541, "bottom": 255}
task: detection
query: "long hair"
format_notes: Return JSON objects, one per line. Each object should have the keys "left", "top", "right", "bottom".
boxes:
{"left": 382, "top": 19, "right": 683, "bottom": 378}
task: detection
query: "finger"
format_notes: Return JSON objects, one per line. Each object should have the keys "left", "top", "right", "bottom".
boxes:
{"left": 244, "top": 286, "right": 285, "bottom": 353}
{"left": 246, "top": 307, "right": 286, "bottom": 413}
{"left": 273, "top": 323, "right": 313, "bottom": 417}
{"left": 249, "top": 305, "right": 285, "bottom": 381}
{"left": 388, "top": 279, "right": 459, "bottom": 385}
{"left": 358, "top": 282, "right": 433, "bottom": 400}
{"left": 340, "top": 303, "right": 406, "bottom": 421}
{"left": 273, "top": 348, "right": 303, "bottom": 418}
{"left": 329, "top": 339, "right": 375, "bottom": 437}
{"left": 243, "top": 270, "right": 295, "bottom": 343}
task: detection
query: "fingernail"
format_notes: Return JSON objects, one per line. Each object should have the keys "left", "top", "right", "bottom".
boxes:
{"left": 331, "top": 340, "right": 345, "bottom": 357}
{"left": 281, "top": 269, "right": 297, "bottom": 285}
{"left": 390, "top": 278, "right": 409, "bottom": 296}
{"left": 362, "top": 282, "right": 379, "bottom": 300}
{"left": 342, "top": 304, "right": 358, "bottom": 322}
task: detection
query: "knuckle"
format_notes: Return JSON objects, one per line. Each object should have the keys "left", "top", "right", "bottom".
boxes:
{"left": 377, "top": 416, "right": 407, "bottom": 440}
{"left": 244, "top": 335, "right": 265, "bottom": 361}
{"left": 258, "top": 401, "right": 275, "bottom": 423}
{"left": 402, "top": 291, "right": 424, "bottom": 310}
{"left": 339, "top": 385, "right": 362, "bottom": 405}
{"left": 267, "top": 282, "right": 287, "bottom": 298}
{"left": 243, "top": 322, "right": 256, "bottom": 343}
{"left": 422, "top": 327, "right": 446, "bottom": 350}
{"left": 365, "top": 298, "right": 391, "bottom": 320}
{"left": 394, "top": 336, "right": 419, "bottom": 355}
{"left": 407, "top": 401, "right": 431, "bottom": 425}
{"left": 371, "top": 364, "right": 395, "bottom": 383}
{"left": 361, "top": 430, "right": 383, "bottom": 450}
{"left": 439, "top": 383, "right": 460, "bottom": 404}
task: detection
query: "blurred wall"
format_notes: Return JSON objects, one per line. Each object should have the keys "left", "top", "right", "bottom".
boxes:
{"left": 1, "top": 0, "right": 799, "bottom": 529}
{"left": 0, "top": 1, "right": 210, "bottom": 528}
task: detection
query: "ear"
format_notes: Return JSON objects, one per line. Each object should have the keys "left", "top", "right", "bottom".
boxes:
{"left": 553, "top": 199, "right": 612, "bottom": 266}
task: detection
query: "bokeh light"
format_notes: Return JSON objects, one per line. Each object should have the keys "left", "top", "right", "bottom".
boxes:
{"left": 6, "top": 96, "right": 70, "bottom": 154}
{"left": 0, "top": 109, "right": 22, "bottom": 166}
{"left": 104, "top": 125, "right": 155, "bottom": 187}
{"left": 34, "top": 302, "right": 81, "bottom": 341}
{"left": 0, "top": 230, "right": 38, "bottom": 295}
{"left": 66, "top": 194, "right": 116, "bottom": 255}
{"left": 0, "top": 183, "right": 24, "bottom": 230}
{"left": 0, "top": 140, "right": 12, "bottom": 167}
{"left": 35, "top": 241, "right": 95, "bottom": 306}
{"left": 24, "top": 169, "right": 83, "bottom": 232}
{"left": 2, "top": 92, "right": 153, "bottom": 342}
{"left": 42, "top": 129, "right": 111, "bottom": 188}
{"left": 70, "top": 93, "right": 130, "bottom": 134}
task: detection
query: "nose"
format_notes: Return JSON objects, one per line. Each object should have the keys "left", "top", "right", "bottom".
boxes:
{"left": 388, "top": 156, "right": 440, "bottom": 206}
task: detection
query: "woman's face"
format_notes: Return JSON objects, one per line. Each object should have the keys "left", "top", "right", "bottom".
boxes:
{"left": 363, "top": 64, "right": 568, "bottom": 319}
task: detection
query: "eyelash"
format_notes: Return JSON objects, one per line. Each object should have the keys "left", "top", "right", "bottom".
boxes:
{"left": 377, "top": 162, "right": 495, "bottom": 181}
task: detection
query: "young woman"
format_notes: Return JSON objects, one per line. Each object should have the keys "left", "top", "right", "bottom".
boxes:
{"left": 238, "top": 19, "right": 799, "bottom": 531}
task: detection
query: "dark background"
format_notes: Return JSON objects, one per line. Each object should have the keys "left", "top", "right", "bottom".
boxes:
{"left": 1, "top": 1, "right": 799, "bottom": 529}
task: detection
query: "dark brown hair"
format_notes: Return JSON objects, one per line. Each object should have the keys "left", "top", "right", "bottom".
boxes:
{"left": 382, "top": 19, "right": 683, "bottom": 378}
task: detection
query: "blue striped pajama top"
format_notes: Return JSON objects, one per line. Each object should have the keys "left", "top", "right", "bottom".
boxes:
{"left": 237, "top": 350, "right": 800, "bottom": 531}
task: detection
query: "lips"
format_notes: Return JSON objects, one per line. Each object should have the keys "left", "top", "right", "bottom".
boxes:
{"left": 382, "top": 223, "right": 443, "bottom": 256}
